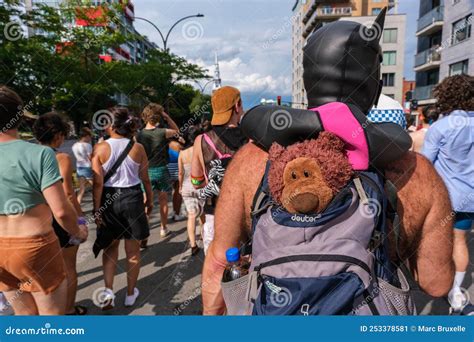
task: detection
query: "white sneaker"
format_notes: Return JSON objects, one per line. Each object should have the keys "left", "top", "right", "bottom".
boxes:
{"left": 173, "top": 214, "right": 185, "bottom": 221}
{"left": 449, "top": 288, "right": 467, "bottom": 312}
{"left": 0, "top": 293, "right": 13, "bottom": 316}
{"left": 124, "top": 288, "right": 140, "bottom": 307}
{"left": 98, "top": 288, "right": 115, "bottom": 310}
{"left": 160, "top": 228, "right": 169, "bottom": 238}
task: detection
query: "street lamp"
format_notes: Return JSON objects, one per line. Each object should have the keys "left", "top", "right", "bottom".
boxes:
{"left": 194, "top": 79, "right": 214, "bottom": 94}
{"left": 135, "top": 14, "right": 205, "bottom": 52}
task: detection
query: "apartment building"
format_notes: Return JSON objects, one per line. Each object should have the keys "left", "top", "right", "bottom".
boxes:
{"left": 291, "top": 0, "right": 396, "bottom": 108}
{"left": 414, "top": 0, "right": 473, "bottom": 105}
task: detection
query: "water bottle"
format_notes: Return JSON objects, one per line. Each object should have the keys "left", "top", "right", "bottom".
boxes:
{"left": 69, "top": 217, "right": 88, "bottom": 246}
{"left": 223, "top": 247, "right": 249, "bottom": 282}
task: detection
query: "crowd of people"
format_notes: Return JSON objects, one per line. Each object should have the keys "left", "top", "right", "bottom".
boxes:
{"left": 0, "top": 72, "right": 472, "bottom": 316}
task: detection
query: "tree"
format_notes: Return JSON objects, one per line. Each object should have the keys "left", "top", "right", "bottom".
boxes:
{"left": 0, "top": 0, "right": 208, "bottom": 128}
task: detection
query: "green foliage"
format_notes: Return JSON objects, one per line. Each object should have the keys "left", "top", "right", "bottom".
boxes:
{"left": 0, "top": 0, "right": 208, "bottom": 128}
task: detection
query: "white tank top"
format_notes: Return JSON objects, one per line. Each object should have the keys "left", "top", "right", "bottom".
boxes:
{"left": 102, "top": 138, "right": 141, "bottom": 187}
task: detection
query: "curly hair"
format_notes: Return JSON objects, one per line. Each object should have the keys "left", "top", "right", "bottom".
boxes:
{"left": 110, "top": 107, "right": 139, "bottom": 138}
{"left": 142, "top": 103, "right": 164, "bottom": 125}
{"left": 433, "top": 74, "right": 474, "bottom": 114}
{"left": 268, "top": 132, "right": 353, "bottom": 204}
{"left": 33, "top": 112, "right": 70, "bottom": 144}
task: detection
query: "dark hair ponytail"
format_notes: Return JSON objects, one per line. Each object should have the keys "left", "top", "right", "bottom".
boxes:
{"left": 110, "top": 107, "right": 138, "bottom": 138}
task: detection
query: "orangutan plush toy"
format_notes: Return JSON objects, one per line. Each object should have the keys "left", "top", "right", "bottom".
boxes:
{"left": 268, "top": 132, "right": 353, "bottom": 215}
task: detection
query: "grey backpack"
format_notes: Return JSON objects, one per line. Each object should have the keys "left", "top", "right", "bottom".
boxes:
{"left": 221, "top": 166, "right": 416, "bottom": 315}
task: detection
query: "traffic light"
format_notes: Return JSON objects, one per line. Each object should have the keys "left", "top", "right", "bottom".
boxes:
{"left": 411, "top": 99, "right": 418, "bottom": 111}
{"left": 405, "top": 90, "right": 412, "bottom": 102}
{"left": 277, "top": 96, "right": 282, "bottom": 106}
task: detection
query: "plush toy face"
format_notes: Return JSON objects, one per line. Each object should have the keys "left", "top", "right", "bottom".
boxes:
{"left": 268, "top": 132, "right": 353, "bottom": 215}
{"left": 281, "top": 157, "right": 334, "bottom": 214}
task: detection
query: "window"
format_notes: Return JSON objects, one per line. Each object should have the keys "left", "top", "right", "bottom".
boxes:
{"left": 372, "top": 7, "right": 382, "bottom": 15}
{"left": 383, "top": 51, "right": 397, "bottom": 65}
{"left": 452, "top": 14, "right": 472, "bottom": 45}
{"left": 382, "top": 73, "right": 395, "bottom": 87}
{"left": 385, "top": 94, "right": 395, "bottom": 99}
{"left": 453, "top": 0, "right": 461, "bottom": 4}
{"left": 383, "top": 29, "right": 398, "bottom": 43}
{"left": 449, "top": 60, "right": 469, "bottom": 76}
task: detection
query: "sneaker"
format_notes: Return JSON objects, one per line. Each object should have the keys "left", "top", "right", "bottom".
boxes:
{"left": 191, "top": 245, "right": 200, "bottom": 256}
{"left": 448, "top": 288, "right": 467, "bottom": 312}
{"left": 99, "top": 288, "right": 115, "bottom": 311}
{"left": 124, "top": 288, "right": 140, "bottom": 307}
{"left": 461, "top": 304, "right": 474, "bottom": 315}
{"left": 0, "top": 293, "right": 13, "bottom": 316}
{"left": 173, "top": 214, "right": 185, "bottom": 221}
{"left": 160, "top": 228, "right": 169, "bottom": 238}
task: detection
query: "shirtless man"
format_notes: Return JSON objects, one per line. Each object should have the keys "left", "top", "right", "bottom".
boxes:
{"left": 202, "top": 10, "right": 454, "bottom": 314}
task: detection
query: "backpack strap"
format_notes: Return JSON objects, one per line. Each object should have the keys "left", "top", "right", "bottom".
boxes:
{"left": 202, "top": 133, "right": 232, "bottom": 159}
{"left": 104, "top": 140, "right": 135, "bottom": 184}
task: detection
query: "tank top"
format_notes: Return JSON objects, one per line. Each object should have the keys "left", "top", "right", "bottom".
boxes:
{"left": 102, "top": 138, "right": 141, "bottom": 187}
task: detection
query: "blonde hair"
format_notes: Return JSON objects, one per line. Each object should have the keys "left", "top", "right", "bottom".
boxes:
{"left": 142, "top": 103, "right": 164, "bottom": 125}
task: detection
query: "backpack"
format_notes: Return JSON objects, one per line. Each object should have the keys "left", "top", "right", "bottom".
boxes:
{"left": 198, "top": 133, "right": 232, "bottom": 200}
{"left": 221, "top": 163, "right": 416, "bottom": 316}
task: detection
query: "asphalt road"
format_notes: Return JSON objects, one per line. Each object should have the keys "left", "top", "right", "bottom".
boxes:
{"left": 62, "top": 141, "right": 473, "bottom": 316}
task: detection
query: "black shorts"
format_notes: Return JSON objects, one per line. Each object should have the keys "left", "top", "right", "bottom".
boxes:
{"left": 52, "top": 218, "right": 73, "bottom": 248}
{"left": 101, "top": 185, "right": 150, "bottom": 241}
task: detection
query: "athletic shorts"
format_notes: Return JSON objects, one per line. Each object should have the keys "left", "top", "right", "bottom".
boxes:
{"left": 148, "top": 166, "right": 172, "bottom": 193}
{"left": 168, "top": 163, "right": 179, "bottom": 182}
{"left": 0, "top": 230, "right": 66, "bottom": 294}
{"left": 454, "top": 212, "right": 474, "bottom": 231}
{"left": 101, "top": 185, "right": 150, "bottom": 241}
{"left": 76, "top": 166, "right": 93, "bottom": 179}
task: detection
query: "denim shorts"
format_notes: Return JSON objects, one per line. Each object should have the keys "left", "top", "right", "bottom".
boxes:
{"left": 77, "top": 167, "right": 93, "bottom": 179}
{"left": 454, "top": 212, "right": 474, "bottom": 231}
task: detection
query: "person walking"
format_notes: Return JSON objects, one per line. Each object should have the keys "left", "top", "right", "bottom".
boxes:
{"left": 191, "top": 86, "right": 247, "bottom": 254}
{"left": 179, "top": 127, "right": 205, "bottom": 255}
{"left": 0, "top": 86, "right": 87, "bottom": 315}
{"left": 411, "top": 105, "right": 439, "bottom": 153}
{"left": 136, "top": 103, "right": 179, "bottom": 238}
{"left": 91, "top": 107, "right": 153, "bottom": 309}
{"left": 72, "top": 127, "right": 93, "bottom": 205}
{"left": 33, "top": 113, "right": 89, "bottom": 316}
{"left": 422, "top": 75, "right": 474, "bottom": 313}
{"left": 169, "top": 137, "right": 185, "bottom": 221}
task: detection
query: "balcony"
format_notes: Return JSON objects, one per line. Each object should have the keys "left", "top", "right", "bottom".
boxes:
{"left": 413, "top": 85, "right": 436, "bottom": 102}
{"left": 316, "top": 6, "right": 352, "bottom": 18}
{"left": 414, "top": 46, "right": 441, "bottom": 72}
{"left": 417, "top": 6, "right": 444, "bottom": 36}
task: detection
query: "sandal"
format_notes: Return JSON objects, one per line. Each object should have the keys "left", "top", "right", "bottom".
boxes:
{"left": 66, "top": 305, "right": 88, "bottom": 315}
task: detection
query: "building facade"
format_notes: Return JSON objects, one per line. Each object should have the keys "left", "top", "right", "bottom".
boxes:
{"left": 24, "top": 0, "right": 157, "bottom": 64}
{"left": 414, "top": 0, "right": 473, "bottom": 105}
{"left": 341, "top": 13, "right": 406, "bottom": 104}
{"left": 291, "top": 0, "right": 396, "bottom": 108}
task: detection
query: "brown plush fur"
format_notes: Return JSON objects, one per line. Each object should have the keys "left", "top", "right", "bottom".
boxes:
{"left": 268, "top": 132, "right": 353, "bottom": 213}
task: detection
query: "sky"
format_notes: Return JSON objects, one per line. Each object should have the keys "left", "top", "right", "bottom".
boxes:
{"left": 133, "top": 0, "right": 419, "bottom": 108}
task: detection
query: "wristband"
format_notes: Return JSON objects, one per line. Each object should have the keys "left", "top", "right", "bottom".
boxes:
{"left": 191, "top": 175, "right": 205, "bottom": 186}
{"left": 78, "top": 217, "right": 88, "bottom": 226}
